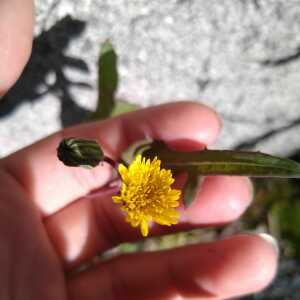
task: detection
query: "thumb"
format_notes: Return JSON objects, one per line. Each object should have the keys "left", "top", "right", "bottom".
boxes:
{"left": 0, "top": 0, "right": 34, "bottom": 98}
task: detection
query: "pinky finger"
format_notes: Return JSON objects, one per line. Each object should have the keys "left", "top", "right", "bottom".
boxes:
{"left": 67, "top": 234, "right": 278, "bottom": 300}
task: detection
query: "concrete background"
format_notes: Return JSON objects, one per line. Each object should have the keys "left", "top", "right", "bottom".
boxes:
{"left": 1, "top": 0, "right": 300, "bottom": 158}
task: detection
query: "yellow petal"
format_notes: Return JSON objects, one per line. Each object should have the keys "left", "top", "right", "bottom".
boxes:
{"left": 112, "top": 196, "right": 121, "bottom": 203}
{"left": 140, "top": 219, "right": 149, "bottom": 237}
{"left": 118, "top": 164, "right": 128, "bottom": 179}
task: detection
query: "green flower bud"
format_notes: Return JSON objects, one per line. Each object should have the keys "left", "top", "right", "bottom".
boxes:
{"left": 57, "top": 138, "right": 104, "bottom": 168}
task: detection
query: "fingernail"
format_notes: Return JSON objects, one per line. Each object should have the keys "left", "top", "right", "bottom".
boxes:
{"left": 258, "top": 233, "right": 280, "bottom": 255}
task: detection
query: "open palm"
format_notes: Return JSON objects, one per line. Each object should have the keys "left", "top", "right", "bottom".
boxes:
{"left": 0, "top": 102, "right": 277, "bottom": 299}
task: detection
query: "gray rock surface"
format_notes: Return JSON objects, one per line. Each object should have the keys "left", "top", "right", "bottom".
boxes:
{"left": 2, "top": 0, "right": 300, "bottom": 157}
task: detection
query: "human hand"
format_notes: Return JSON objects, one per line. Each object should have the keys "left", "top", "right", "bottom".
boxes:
{"left": 0, "top": 102, "right": 278, "bottom": 299}
{"left": 0, "top": 1, "right": 277, "bottom": 298}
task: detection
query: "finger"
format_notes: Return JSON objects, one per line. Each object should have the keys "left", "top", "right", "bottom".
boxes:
{"left": 67, "top": 234, "right": 278, "bottom": 300}
{"left": 45, "top": 176, "right": 252, "bottom": 269}
{"left": 0, "top": 0, "right": 34, "bottom": 97}
{"left": 181, "top": 176, "right": 253, "bottom": 225}
{"left": 1, "top": 102, "right": 221, "bottom": 216}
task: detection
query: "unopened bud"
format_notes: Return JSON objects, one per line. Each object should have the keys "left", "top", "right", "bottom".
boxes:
{"left": 57, "top": 138, "right": 104, "bottom": 168}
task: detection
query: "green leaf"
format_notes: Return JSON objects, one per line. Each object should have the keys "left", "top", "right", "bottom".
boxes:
{"left": 111, "top": 100, "right": 140, "bottom": 117}
{"left": 274, "top": 201, "right": 300, "bottom": 238}
{"left": 183, "top": 173, "right": 203, "bottom": 207}
{"left": 141, "top": 141, "right": 300, "bottom": 178}
{"left": 91, "top": 40, "right": 118, "bottom": 120}
{"left": 121, "top": 139, "right": 151, "bottom": 167}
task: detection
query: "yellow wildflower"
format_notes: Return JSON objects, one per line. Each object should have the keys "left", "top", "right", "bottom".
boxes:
{"left": 113, "top": 155, "right": 181, "bottom": 237}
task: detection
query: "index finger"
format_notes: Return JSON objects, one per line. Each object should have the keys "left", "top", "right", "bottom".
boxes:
{"left": 0, "top": 102, "right": 221, "bottom": 216}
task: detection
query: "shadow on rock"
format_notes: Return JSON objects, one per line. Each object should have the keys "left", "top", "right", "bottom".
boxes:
{"left": 0, "top": 15, "right": 92, "bottom": 127}
{"left": 234, "top": 116, "right": 300, "bottom": 151}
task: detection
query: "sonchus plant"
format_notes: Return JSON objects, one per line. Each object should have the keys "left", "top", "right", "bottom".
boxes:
{"left": 57, "top": 41, "right": 300, "bottom": 237}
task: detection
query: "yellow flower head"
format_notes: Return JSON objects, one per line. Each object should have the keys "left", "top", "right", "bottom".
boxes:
{"left": 113, "top": 155, "right": 181, "bottom": 237}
